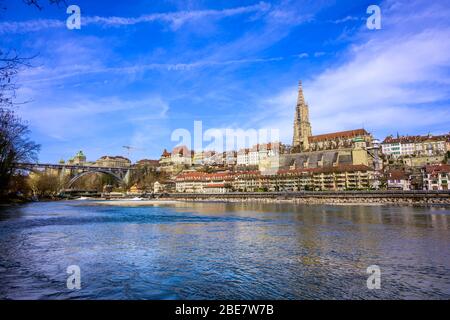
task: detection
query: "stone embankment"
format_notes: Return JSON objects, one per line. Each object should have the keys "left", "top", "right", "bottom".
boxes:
{"left": 164, "top": 191, "right": 450, "bottom": 205}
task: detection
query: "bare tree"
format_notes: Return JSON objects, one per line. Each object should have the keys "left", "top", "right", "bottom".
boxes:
{"left": 0, "top": 0, "right": 67, "bottom": 198}
{"left": 28, "top": 171, "right": 59, "bottom": 197}
{"left": 0, "top": 109, "right": 40, "bottom": 195}
{"left": 0, "top": 50, "right": 35, "bottom": 109}
{"left": 21, "top": 0, "right": 67, "bottom": 10}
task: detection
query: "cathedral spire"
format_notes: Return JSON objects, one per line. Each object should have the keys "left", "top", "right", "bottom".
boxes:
{"left": 297, "top": 81, "right": 305, "bottom": 106}
{"left": 292, "top": 80, "right": 312, "bottom": 152}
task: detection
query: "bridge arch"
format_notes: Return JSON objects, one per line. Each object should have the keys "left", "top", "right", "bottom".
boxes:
{"left": 66, "top": 169, "right": 125, "bottom": 189}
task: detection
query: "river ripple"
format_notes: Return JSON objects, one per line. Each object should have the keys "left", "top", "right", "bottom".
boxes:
{"left": 0, "top": 201, "right": 449, "bottom": 299}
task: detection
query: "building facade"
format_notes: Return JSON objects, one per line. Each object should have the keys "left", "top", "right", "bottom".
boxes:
{"left": 382, "top": 133, "right": 449, "bottom": 158}
{"left": 67, "top": 150, "right": 87, "bottom": 165}
{"left": 171, "top": 145, "right": 193, "bottom": 166}
{"left": 422, "top": 164, "right": 450, "bottom": 190}
{"left": 386, "top": 170, "right": 411, "bottom": 190}
{"left": 175, "top": 165, "right": 375, "bottom": 193}
{"left": 95, "top": 156, "right": 131, "bottom": 168}
{"left": 236, "top": 148, "right": 249, "bottom": 166}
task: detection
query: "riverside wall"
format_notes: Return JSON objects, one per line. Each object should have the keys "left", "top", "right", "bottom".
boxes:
{"left": 162, "top": 191, "right": 450, "bottom": 205}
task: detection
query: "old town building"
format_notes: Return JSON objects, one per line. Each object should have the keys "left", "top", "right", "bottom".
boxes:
{"left": 67, "top": 150, "right": 87, "bottom": 165}
{"left": 386, "top": 170, "right": 411, "bottom": 190}
{"left": 136, "top": 159, "right": 159, "bottom": 168}
{"left": 382, "top": 133, "right": 450, "bottom": 158}
{"left": 422, "top": 164, "right": 450, "bottom": 190}
{"left": 95, "top": 156, "right": 131, "bottom": 168}
{"left": 236, "top": 148, "right": 249, "bottom": 166}
{"left": 175, "top": 165, "right": 375, "bottom": 193}
{"left": 225, "top": 151, "right": 237, "bottom": 166}
{"left": 159, "top": 146, "right": 193, "bottom": 172}
{"left": 159, "top": 149, "right": 172, "bottom": 168}
{"left": 211, "top": 151, "right": 225, "bottom": 166}
{"left": 203, "top": 151, "right": 217, "bottom": 165}
{"left": 171, "top": 145, "right": 193, "bottom": 166}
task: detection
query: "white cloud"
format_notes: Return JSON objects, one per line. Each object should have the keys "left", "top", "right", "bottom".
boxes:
{"left": 0, "top": 2, "right": 271, "bottom": 34}
{"left": 17, "top": 95, "right": 169, "bottom": 141}
{"left": 295, "top": 53, "right": 309, "bottom": 58}
{"left": 19, "top": 56, "right": 288, "bottom": 84}
{"left": 313, "top": 51, "right": 326, "bottom": 57}
{"left": 253, "top": 0, "right": 450, "bottom": 141}
{"left": 331, "top": 16, "right": 362, "bottom": 24}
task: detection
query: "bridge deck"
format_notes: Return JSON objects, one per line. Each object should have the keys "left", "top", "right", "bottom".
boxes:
{"left": 15, "top": 162, "right": 136, "bottom": 171}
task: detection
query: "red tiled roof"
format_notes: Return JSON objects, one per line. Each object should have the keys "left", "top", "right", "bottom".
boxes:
{"left": 425, "top": 164, "right": 450, "bottom": 174}
{"left": 387, "top": 170, "right": 409, "bottom": 180}
{"left": 161, "top": 149, "right": 171, "bottom": 157}
{"left": 237, "top": 148, "right": 249, "bottom": 154}
{"left": 383, "top": 133, "right": 450, "bottom": 144}
{"left": 308, "top": 129, "right": 369, "bottom": 143}
{"left": 204, "top": 183, "right": 228, "bottom": 188}
{"left": 171, "top": 145, "right": 191, "bottom": 156}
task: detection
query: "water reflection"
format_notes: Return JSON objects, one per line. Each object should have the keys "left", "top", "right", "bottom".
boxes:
{"left": 0, "top": 201, "right": 449, "bottom": 299}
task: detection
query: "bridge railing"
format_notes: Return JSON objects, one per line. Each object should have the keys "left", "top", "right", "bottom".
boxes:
{"left": 14, "top": 162, "right": 136, "bottom": 171}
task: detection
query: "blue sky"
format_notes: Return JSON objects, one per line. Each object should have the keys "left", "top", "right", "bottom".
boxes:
{"left": 1, "top": 0, "right": 450, "bottom": 163}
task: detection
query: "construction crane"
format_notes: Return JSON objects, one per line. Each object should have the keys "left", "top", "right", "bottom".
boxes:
{"left": 122, "top": 146, "right": 142, "bottom": 157}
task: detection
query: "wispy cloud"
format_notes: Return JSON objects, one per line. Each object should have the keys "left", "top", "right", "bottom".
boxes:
{"left": 0, "top": 19, "right": 65, "bottom": 34}
{"left": 252, "top": 0, "right": 450, "bottom": 140}
{"left": 0, "top": 2, "right": 271, "bottom": 34}
{"left": 330, "top": 16, "right": 363, "bottom": 24}
{"left": 295, "top": 53, "right": 309, "bottom": 58}
{"left": 19, "top": 56, "right": 287, "bottom": 84}
{"left": 85, "top": 2, "right": 271, "bottom": 29}
{"left": 17, "top": 94, "right": 169, "bottom": 140}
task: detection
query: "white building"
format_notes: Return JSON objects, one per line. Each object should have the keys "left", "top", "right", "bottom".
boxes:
{"left": 237, "top": 148, "right": 250, "bottom": 166}
{"left": 225, "top": 151, "right": 237, "bottom": 166}
{"left": 423, "top": 164, "right": 450, "bottom": 191}
{"left": 211, "top": 152, "right": 225, "bottom": 166}
{"left": 386, "top": 170, "right": 411, "bottom": 190}
{"left": 171, "top": 145, "right": 192, "bottom": 166}
{"left": 248, "top": 145, "right": 260, "bottom": 166}
{"left": 382, "top": 134, "right": 449, "bottom": 158}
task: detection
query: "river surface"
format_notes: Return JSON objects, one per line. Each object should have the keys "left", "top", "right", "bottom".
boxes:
{"left": 0, "top": 200, "right": 449, "bottom": 299}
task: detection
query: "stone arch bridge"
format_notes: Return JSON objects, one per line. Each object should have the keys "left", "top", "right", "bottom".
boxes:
{"left": 15, "top": 162, "right": 135, "bottom": 189}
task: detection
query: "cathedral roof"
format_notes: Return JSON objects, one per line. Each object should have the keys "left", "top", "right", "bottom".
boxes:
{"left": 308, "top": 129, "right": 369, "bottom": 143}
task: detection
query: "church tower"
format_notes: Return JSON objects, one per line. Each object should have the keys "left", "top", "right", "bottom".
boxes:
{"left": 292, "top": 81, "right": 312, "bottom": 152}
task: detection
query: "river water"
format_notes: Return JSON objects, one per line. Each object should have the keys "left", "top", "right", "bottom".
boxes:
{"left": 0, "top": 200, "right": 449, "bottom": 299}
